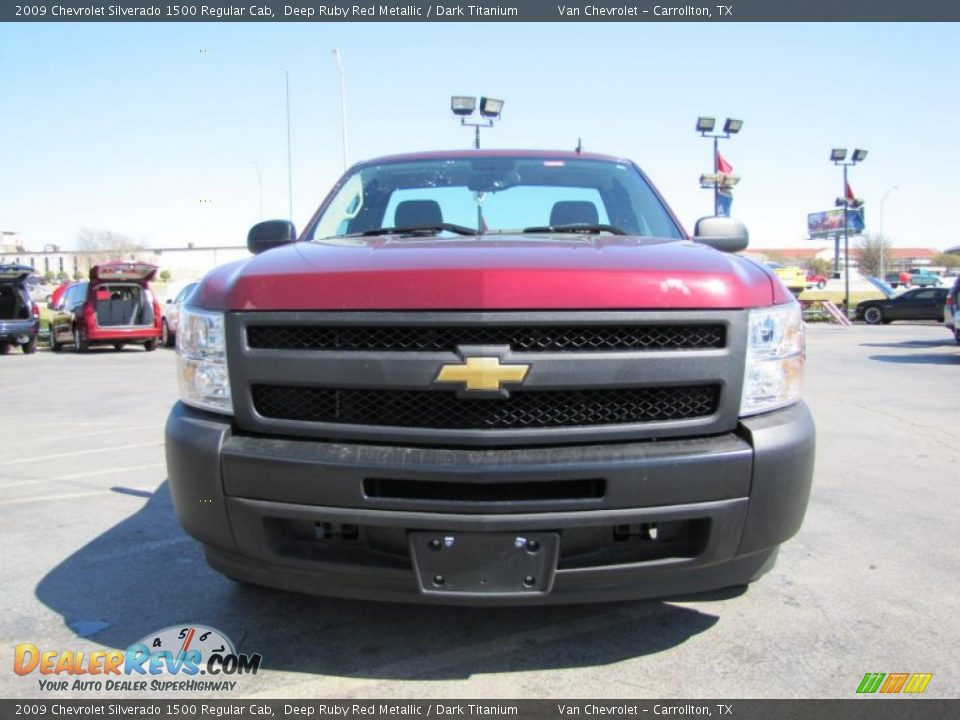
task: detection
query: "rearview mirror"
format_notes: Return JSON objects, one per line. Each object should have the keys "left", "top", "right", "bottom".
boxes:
{"left": 248, "top": 220, "right": 297, "bottom": 255}
{"left": 693, "top": 216, "right": 749, "bottom": 253}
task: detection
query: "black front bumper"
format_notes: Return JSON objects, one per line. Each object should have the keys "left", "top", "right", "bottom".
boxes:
{"left": 165, "top": 401, "right": 815, "bottom": 604}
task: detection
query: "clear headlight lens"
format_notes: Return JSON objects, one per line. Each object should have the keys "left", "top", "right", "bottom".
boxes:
{"left": 177, "top": 307, "right": 232, "bottom": 415}
{"left": 740, "top": 302, "right": 804, "bottom": 417}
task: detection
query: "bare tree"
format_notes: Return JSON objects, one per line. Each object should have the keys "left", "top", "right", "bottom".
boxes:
{"left": 76, "top": 229, "right": 147, "bottom": 266}
{"left": 856, "top": 233, "right": 893, "bottom": 278}
{"left": 932, "top": 252, "right": 960, "bottom": 269}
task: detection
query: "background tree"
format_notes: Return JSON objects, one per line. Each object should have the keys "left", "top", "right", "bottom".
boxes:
{"left": 159, "top": 269, "right": 172, "bottom": 282}
{"left": 856, "top": 233, "right": 893, "bottom": 278}
{"left": 932, "top": 252, "right": 960, "bottom": 269}
{"left": 807, "top": 258, "right": 833, "bottom": 278}
{"left": 76, "top": 228, "right": 146, "bottom": 265}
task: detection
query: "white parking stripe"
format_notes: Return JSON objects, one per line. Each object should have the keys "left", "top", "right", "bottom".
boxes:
{"left": 0, "top": 489, "right": 153, "bottom": 506}
{"left": 0, "top": 442, "right": 163, "bottom": 467}
{"left": 52, "top": 462, "right": 166, "bottom": 482}
{"left": 15, "top": 424, "right": 164, "bottom": 446}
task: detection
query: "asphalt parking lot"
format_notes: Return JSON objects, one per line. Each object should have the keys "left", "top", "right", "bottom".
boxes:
{"left": 1, "top": 323, "right": 958, "bottom": 699}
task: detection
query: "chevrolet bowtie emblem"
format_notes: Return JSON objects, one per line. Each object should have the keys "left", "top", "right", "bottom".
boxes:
{"left": 435, "top": 356, "right": 530, "bottom": 393}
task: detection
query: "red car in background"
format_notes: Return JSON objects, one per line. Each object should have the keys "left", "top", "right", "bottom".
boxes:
{"left": 806, "top": 272, "right": 828, "bottom": 289}
{"left": 48, "top": 262, "right": 163, "bottom": 352}
{"left": 49, "top": 281, "right": 72, "bottom": 308}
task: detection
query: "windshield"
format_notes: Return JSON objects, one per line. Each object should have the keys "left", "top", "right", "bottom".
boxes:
{"left": 305, "top": 156, "right": 685, "bottom": 241}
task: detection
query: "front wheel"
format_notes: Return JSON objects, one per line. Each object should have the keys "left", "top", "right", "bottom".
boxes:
{"left": 161, "top": 320, "right": 174, "bottom": 348}
{"left": 144, "top": 339, "right": 158, "bottom": 352}
{"left": 73, "top": 326, "right": 89, "bottom": 353}
{"left": 22, "top": 336, "right": 37, "bottom": 354}
{"left": 817, "top": 280, "right": 827, "bottom": 289}
{"left": 863, "top": 307, "right": 884, "bottom": 325}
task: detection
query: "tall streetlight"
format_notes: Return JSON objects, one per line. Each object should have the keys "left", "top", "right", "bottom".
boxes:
{"left": 285, "top": 71, "right": 293, "bottom": 221}
{"left": 251, "top": 161, "right": 263, "bottom": 220}
{"left": 879, "top": 185, "right": 898, "bottom": 279}
{"left": 332, "top": 49, "right": 348, "bottom": 171}
{"left": 451, "top": 96, "right": 504, "bottom": 149}
{"left": 696, "top": 116, "right": 743, "bottom": 215}
{"left": 831, "top": 147, "right": 868, "bottom": 315}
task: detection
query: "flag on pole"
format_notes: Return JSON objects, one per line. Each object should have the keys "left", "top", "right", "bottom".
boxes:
{"left": 845, "top": 180, "right": 856, "bottom": 202}
{"left": 716, "top": 151, "right": 734, "bottom": 175}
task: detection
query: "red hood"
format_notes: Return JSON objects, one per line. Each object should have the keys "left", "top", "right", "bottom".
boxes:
{"left": 195, "top": 236, "right": 786, "bottom": 311}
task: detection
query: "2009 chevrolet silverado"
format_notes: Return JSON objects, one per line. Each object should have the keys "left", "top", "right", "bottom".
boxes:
{"left": 165, "top": 150, "right": 815, "bottom": 604}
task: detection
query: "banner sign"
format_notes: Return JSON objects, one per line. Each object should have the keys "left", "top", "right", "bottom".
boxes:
{"left": 4, "top": 1, "right": 960, "bottom": 22}
{"left": 807, "top": 208, "right": 865, "bottom": 238}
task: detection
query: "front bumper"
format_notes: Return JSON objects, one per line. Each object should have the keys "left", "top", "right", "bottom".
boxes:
{"left": 165, "top": 401, "right": 815, "bottom": 604}
{"left": 0, "top": 318, "right": 39, "bottom": 343}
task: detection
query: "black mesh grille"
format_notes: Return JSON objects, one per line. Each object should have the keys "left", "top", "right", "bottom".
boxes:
{"left": 251, "top": 384, "right": 720, "bottom": 430}
{"left": 247, "top": 324, "right": 725, "bottom": 353}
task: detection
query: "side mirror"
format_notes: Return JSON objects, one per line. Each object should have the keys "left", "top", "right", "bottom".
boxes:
{"left": 693, "top": 216, "right": 749, "bottom": 253}
{"left": 47, "top": 302, "right": 57, "bottom": 311}
{"left": 248, "top": 220, "right": 297, "bottom": 255}
{"left": 165, "top": 298, "right": 173, "bottom": 304}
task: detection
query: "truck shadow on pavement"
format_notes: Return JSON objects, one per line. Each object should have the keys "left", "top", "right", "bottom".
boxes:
{"left": 36, "top": 482, "right": 725, "bottom": 680}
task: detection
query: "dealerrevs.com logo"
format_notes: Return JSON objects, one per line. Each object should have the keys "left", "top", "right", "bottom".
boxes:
{"left": 14, "top": 625, "right": 261, "bottom": 693}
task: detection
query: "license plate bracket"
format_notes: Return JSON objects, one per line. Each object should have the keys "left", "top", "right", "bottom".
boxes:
{"left": 409, "top": 531, "right": 559, "bottom": 596}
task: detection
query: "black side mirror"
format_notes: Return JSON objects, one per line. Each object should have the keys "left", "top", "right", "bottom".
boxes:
{"left": 248, "top": 220, "right": 297, "bottom": 255}
{"left": 693, "top": 216, "right": 749, "bottom": 253}
{"left": 47, "top": 302, "right": 57, "bottom": 311}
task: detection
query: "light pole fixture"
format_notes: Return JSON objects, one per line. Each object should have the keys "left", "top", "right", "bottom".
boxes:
{"left": 697, "top": 116, "right": 743, "bottom": 216}
{"left": 879, "top": 185, "right": 899, "bottom": 279}
{"left": 252, "top": 160, "right": 263, "bottom": 220}
{"left": 832, "top": 147, "right": 868, "bottom": 315}
{"left": 332, "top": 49, "right": 349, "bottom": 171}
{"left": 451, "top": 95, "right": 504, "bottom": 149}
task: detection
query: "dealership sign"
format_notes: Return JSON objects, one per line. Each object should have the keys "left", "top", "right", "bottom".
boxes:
{"left": 808, "top": 208, "right": 865, "bottom": 238}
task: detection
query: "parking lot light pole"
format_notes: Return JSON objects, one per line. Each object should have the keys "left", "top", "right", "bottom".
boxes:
{"left": 697, "top": 116, "right": 742, "bottom": 215}
{"left": 831, "top": 148, "right": 867, "bottom": 316}
{"left": 879, "top": 185, "right": 898, "bottom": 279}
{"left": 451, "top": 96, "right": 504, "bottom": 149}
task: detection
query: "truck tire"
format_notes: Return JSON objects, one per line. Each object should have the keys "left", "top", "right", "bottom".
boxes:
{"left": 863, "top": 307, "right": 884, "bottom": 325}
{"left": 21, "top": 336, "right": 37, "bottom": 354}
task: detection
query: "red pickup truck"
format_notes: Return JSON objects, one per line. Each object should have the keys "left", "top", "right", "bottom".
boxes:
{"left": 165, "top": 150, "right": 815, "bottom": 604}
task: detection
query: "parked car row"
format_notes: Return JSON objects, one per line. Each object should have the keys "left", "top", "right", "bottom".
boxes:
{"left": 1, "top": 261, "right": 198, "bottom": 356}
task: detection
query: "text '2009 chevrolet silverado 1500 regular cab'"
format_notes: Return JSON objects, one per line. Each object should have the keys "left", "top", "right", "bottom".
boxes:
{"left": 165, "top": 150, "right": 815, "bottom": 605}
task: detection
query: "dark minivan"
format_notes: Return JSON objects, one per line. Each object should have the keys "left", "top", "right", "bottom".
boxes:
{"left": 0, "top": 264, "right": 40, "bottom": 354}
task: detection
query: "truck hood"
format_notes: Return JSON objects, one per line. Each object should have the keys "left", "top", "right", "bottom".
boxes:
{"left": 196, "top": 235, "right": 785, "bottom": 311}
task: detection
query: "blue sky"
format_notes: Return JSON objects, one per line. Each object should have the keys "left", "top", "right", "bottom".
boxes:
{"left": 1, "top": 22, "right": 957, "bottom": 252}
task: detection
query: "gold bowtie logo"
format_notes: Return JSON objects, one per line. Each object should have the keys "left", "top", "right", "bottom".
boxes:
{"left": 435, "top": 356, "right": 530, "bottom": 392}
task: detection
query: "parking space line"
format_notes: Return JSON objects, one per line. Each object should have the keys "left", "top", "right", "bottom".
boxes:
{"left": 14, "top": 424, "right": 164, "bottom": 446}
{"left": 0, "top": 442, "right": 163, "bottom": 467}
{"left": 0, "top": 489, "right": 152, "bottom": 506}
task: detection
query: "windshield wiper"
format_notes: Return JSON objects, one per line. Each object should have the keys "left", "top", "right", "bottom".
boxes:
{"left": 521, "top": 223, "right": 627, "bottom": 236}
{"left": 356, "top": 223, "right": 478, "bottom": 237}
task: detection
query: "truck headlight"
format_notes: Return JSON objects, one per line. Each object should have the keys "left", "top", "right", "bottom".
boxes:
{"left": 740, "top": 302, "right": 804, "bottom": 417}
{"left": 177, "top": 307, "right": 232, "bottom": 415}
